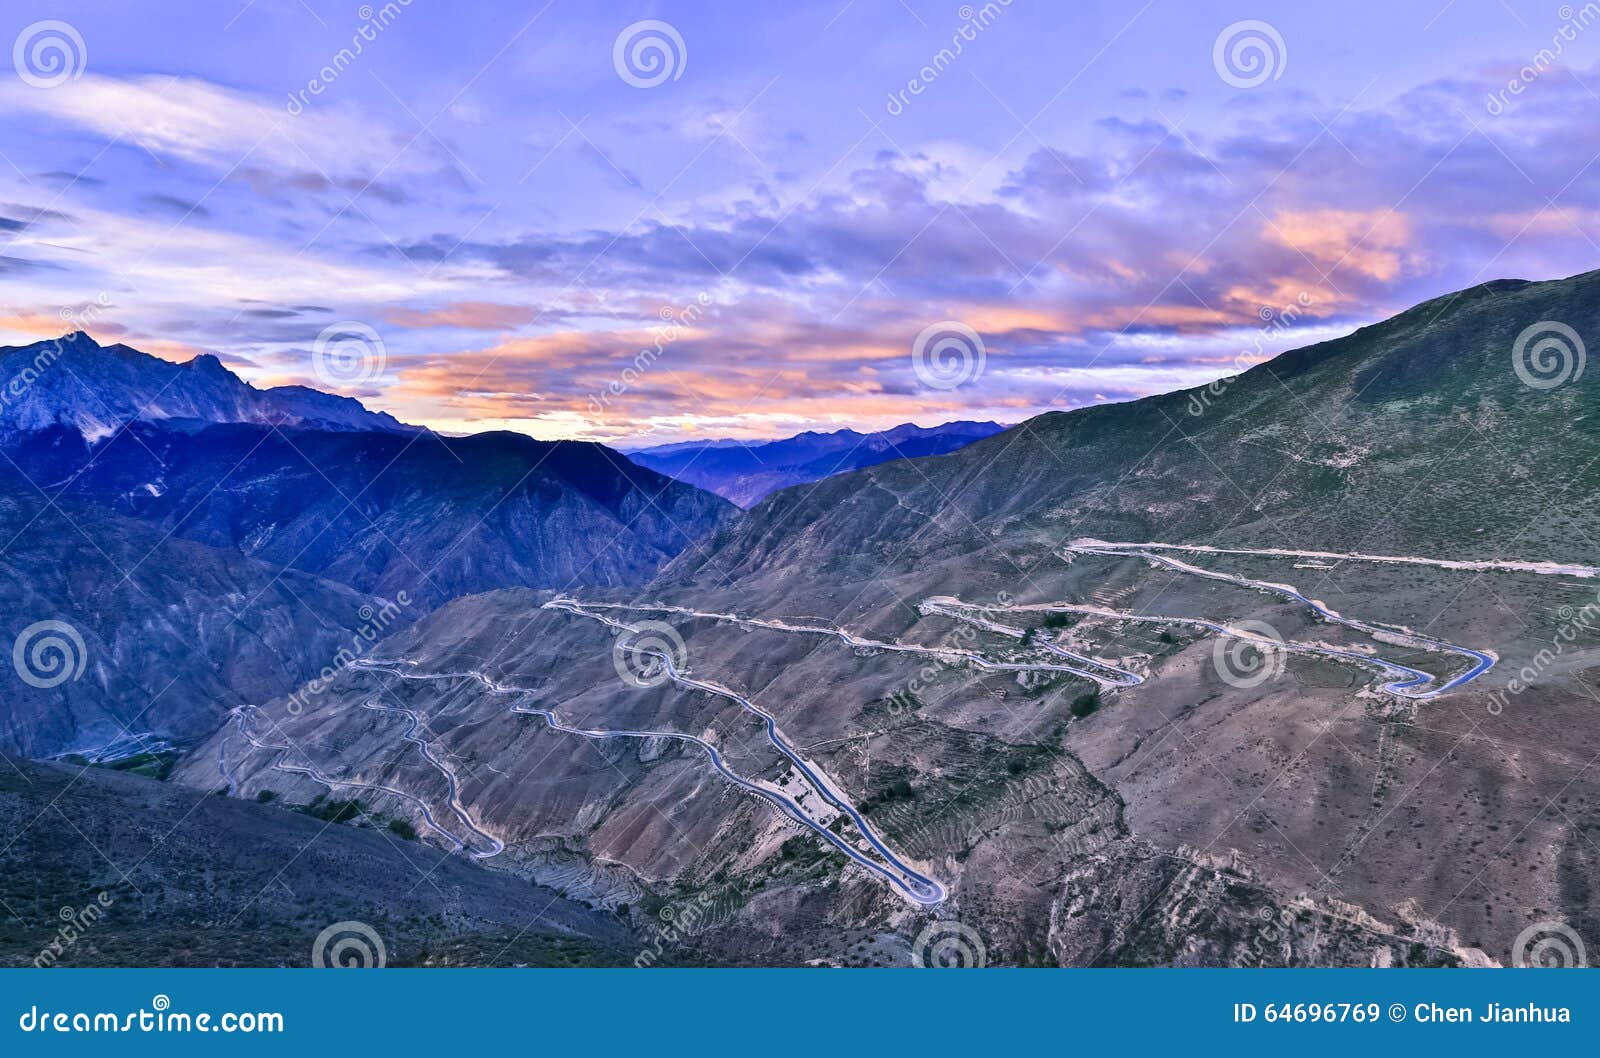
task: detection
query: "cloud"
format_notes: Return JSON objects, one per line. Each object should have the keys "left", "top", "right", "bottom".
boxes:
{"left": 381, "top": 301, "right": 540, "bottom": 330}
{"left": 0, "top": 74, "right": 441, "bottom": 190}
{"left": 7, "top": 49, "right": 1600, "bottom": 445}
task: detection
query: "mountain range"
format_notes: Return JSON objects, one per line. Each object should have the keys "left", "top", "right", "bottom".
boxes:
{"left": 0, "top": 332, "right": 410, "bottom": 437}
{"left": 0, "top": 332, "right": 734, "bottom": 760}
{"left": 6, "top": 270, "right": 1600, "bottom": 967}
{"left": 626, "top": 420, "right": 1005, "bottom": 507}
{"left": 178, "top": 269, "right": 1600, "bottom": 968}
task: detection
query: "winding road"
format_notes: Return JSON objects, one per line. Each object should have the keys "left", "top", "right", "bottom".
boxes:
{"left": 541, "top": 599, "right": 945, "bottom": 904}
{"left": 567, "top": 599, "right": 1141, "bottom": 689}
{"left": 1059, "top": 541, "right": 1499, "bottom": 697}
{"left": 216, "top": 536, "right": 1577, "bottom": 904}
{"left": 1067, "top": 539, "right": 1600, "bottom": 579}
{"left": 218, "top": 705, "right": 492, "bottom": 854}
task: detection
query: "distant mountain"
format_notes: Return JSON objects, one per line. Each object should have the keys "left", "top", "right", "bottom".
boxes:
{"left": 627, "top": 420, "right": 1005, "bottom": 506}
{"left": 8, "top": 420, "right": 737, "bottom": 607}
{"left": 671, "top": 272, "right": 1600, "bottom": 585}
{"left": 0, "top": 331, "right": 737, "bottom": 758}
{"left": 0, "top": 331, "right": 411, "bottom": 438}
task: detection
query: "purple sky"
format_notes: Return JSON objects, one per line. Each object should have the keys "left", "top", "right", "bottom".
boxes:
{"left": 1, "top": 0, "right": 1598, "bottom": 442}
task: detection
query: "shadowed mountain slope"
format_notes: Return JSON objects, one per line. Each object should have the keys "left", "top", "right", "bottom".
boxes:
{"left": 0, "top": 757, "right": 634, "bottom": 967}
{"left": 7, "top": 421, "right": 738, "bottom": 607}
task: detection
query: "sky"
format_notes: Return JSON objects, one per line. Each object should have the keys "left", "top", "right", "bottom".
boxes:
{"left": 1, "top": 0, "right": 1598, "bottom": 444}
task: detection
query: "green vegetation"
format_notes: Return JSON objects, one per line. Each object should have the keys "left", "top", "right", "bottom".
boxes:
{"left": 304, "top": 797, "right": 363, "bottom": 824}
{"left": 61, "top": 751, "right": 180, "bottom": 781}
{"left": 1070, "top": 692, "right": 1100, "bottom": 718}
{"left": 387, "top": 819, "right": 418, "bottom": 840}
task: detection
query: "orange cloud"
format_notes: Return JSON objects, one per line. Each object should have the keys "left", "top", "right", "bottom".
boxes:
{"left": 1482, "top": 206, "right": 1600, "bottom": 240}
{"left": 1265, "top": 208, "right": 1420, "bottom": 282}
{"left": 380, "top": 301, "right": 539, "bottom": 330}
{"left": 0, "top": 313, "right": 76, "bottom": 340}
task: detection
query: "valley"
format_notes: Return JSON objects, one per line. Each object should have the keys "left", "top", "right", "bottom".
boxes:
{"left": 6, "top": 270, "right": 1600, "bottom": 967}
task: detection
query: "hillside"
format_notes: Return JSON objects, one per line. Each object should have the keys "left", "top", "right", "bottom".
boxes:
{"left": 670, "top": 274, "right": 1600, "bottom": 586}
{"left": 186, "top": 270, "right": 1600, "bottom": 967}
{"left": 0, "top": 756, "right": 633, "bottom": 967}
{"left": 7, "top": 420, "right": 737, "bottom": 607}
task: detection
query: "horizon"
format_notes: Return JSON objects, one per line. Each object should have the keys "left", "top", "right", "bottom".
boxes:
{"left": 2, "top": 1, "right": 1598, "bottom": 445}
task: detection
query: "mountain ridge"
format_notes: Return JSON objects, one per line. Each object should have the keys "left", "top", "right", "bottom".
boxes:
{"left": 628, "top": 419, "right": 1005, "bottom": 507}
{"left": 0, "top": 331, "right": 412, "bottom": 438}
{"left": 665, "top": 268, "right": 1600, "bottom": 587}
